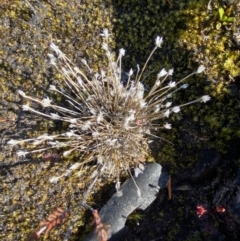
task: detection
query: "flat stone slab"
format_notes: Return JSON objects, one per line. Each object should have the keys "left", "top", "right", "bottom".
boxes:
{"left": 84, "top": 163, "right": 168, "bottom": 241}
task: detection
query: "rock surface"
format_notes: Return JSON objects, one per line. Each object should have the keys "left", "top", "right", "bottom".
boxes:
{"left": 84, "top": 163, "right": 168, "bottom": 241}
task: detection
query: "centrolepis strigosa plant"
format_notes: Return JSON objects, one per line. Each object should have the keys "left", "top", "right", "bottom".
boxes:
{"left": 8, "top": 29, "right": 211, "bottom": 197}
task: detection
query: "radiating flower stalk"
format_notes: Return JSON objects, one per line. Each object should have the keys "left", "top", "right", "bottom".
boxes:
{"left": 8, "top": 29, "right": 210, "bottom": 197}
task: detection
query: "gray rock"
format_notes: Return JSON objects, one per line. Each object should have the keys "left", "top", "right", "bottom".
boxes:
{"left": 84, "top": 163, "right": 168, "bottom": 241}
{"left": 228, "top": 187, "right": 240, "bottom": 225}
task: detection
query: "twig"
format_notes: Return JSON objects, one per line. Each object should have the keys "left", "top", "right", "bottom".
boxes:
{"left": 26, "top": 207, "right": 70, "bottom": 240}
{"left": 92, "top": 209, "right": 110, "bottom": 241}
{"left": 182, "top": 129, "right": 209, "bottom": 142}
{"left": 166, "top": 175, "right": 172, "bottom": 200}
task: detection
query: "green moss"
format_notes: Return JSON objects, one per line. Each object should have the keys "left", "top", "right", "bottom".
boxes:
{"left": 127, "top": 210, "right": 143, "bottom": 225}
{"left": 111, "top": 0, "right": 240, "bottom": 173}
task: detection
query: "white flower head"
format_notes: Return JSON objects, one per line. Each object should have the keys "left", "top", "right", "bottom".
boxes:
{"left": 7, "top": 139, "right": 20, "bottom": 146}
{"left": 64, "top": 170, "right": 73, "bottom": 177}
{"left": 157, "top": 68, "right": 167, "bottom": 78}
{"left": 156, "top": 80, "right": 161, "bottom": 86}
{"left": 89, "top": 107, "right": 96, "bottom": 115}
{"left": 77, "top": 76, "right": 83, "bottom": 86}
{"left": 65, "top": 131, "right": 74, "bottom": 137}
{"left": 181, "top": 84, "right": 189, "bottom": 89}
{"left": 128, "top": 110, "right": 135, "bottom": 121}
{"left": 17, "top": 151, "right": 28, "bottom": 157}
{"left": 22, "top": 104, "right": 31, "bottom": 111}
{"left": 165, "top": 102, "right": 172, "bottom": 108}
{"left": 97, "top": 155, "right": 104, "bottom": 165}
{"left": 106, "top": 138, "right": 117, "bottom": 146}
{"left": 48, "top": 141, "right": 57, "bottom": 146}
{"left": 154, "top": 104, "right": 160, "bottom": 113}
{"left": 196, "top": 65, "right": 205, "bottom": 74}
{"left": 134, "top": 167, "right": 143, "bottom": 178}
{"left": 164, "top": 123, "right": 172, "bottom": 129}
{"left": 168, "top": 81, "right": 176, "bottom": 88}
{"left": 18, "top": 90, "right": 26, "bottom": 97}
{"left": 100, "top": 28, "right": 110, "bottom": 39}
{"left": 50, "top": 113, "right": 60, "bottom": 120}
{"left": 47, "top": 53, "right": 57, "bottom": 66}
{"left": 50, "top": 43, "right": 62, "bottom": 57}
{"left": 92, "top": 132, "right": 100, "bottom": 138}
{"left": 124, "top": 118, "right": 131, "bottom": 130}
{"left": 47, "top": 53, "right": 55, "bottom": 59}
{"left": 172, "top": 106, "right": 181, "bottom": 113}
{"left": 41, "top": 97, "right": 52, "bottom": 107}
{"left": 69, "top": 162, "right": 81, "bottom": 170}
{"left": 81, "top": 121, "right": 91, "bottom": 131}
{"left": 49, "top": 176, "right": 60, "bottom": 184}
{"left": 138, "top": 163, "right": 145, "bottom": 171}
{"left": 164, "top": 109, "right": 170, "bottom": 118}
{"left": 116, "top": 190, "right": 123, "bottom": 197}
{"left": 128, "top": 68, "right": 133, "bottom": 76}
{"left": 49, "top": 85, "right": 57, "bottom": 91}
{"left": 101, "top": 43, "right": 109, "bottom": 51}
{"left": 32, "top": 139, "right": 43, "bottom": 145}
{"left": 81, "top": 58, "right": 88, "bottom": 66}
{"left": 37, "top": 133, "right": 53, "bottom": 140}
{"left": 70, "top": 118, "right": 77, "bottom": 124}
{"left": 140, "top": 100, "right": 146, "bottom": 108}
{"left": 168, "top": 69, "right": 174, "bottom": 75}
{"left": 63, "top": 150, "right": 72, "bottom": 157}
{"left": 155, "top": 36, "right": 163, "bottom": 48}
{"left": 200, "top": 95, "right": 211, "bottom": 103}
{"left": 97, "top": 111, "right": 104, "bottom": 123}
{"left": 119, "top": 48, "right": 125, "bottom": 57}
{"left": 115, "top": 181, "right": 121, "bottom": 190}
{"left": 100, "top": 70, "right": 106, "bottom": 77}
{"left": 90, "top": 170, "right": 98, "bottom": 179}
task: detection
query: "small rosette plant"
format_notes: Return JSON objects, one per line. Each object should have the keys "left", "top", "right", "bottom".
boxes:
{"left": 8, "top": 29, "right": 210, "bottom": 196}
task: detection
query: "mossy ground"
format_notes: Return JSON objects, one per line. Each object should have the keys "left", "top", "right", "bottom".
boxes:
{"left": 112, "top": 0, "right": 240, "bottom": 173}
{"left": 1, "top": 0, "right": 240, "bottom": 240}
